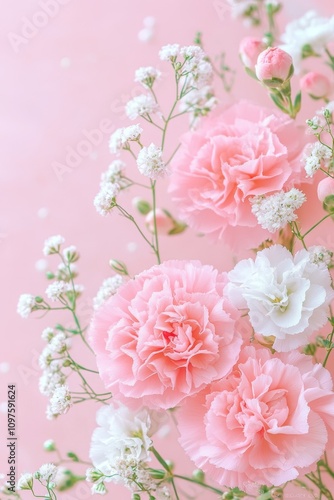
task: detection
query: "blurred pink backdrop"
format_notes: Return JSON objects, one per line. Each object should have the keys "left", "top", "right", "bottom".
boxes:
{"left": 1, "top": 0, "right": 334, "bottom": 498}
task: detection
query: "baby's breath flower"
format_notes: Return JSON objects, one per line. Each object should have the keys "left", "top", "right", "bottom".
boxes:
{"left": 86, "top": 468, "right": 105, "bottom": 483}
{"left": 62, "top": 245, "right": 78, "bottom": 263}
{"left": 17, "top": 473, "right": 33, "bottom": 490}
{"left": 251, "top": 188, "right": 306, "bottom": 233}
{"left": 94, "top": 183, "right": 120, "bottom": 216}
{"left": 93, "top": 275, "right": 124, "bottom": 310}
{"left": 136, "top": 143, "right": 167, "bottom": 179}
{"left": 49, "top": 333, "right": 70, "bottom": 354}
{"left": 48, "top": 386, "right": 72, "bottom": 418}
{"left": 92, "top": 482, "right": 107, "bottom": 495}
{"left": 309, "top": 245, "right": 333, "bottom": 267}
{"left": 43, "top": 439, "right": 56, "bottom": 452}
{"left": 125, "top": 94, "right": 159, "bottom": 120}
{"left": 159, "top": 43, "right": 180, "bottom": 61}
{"left": 100, "top": 160, "right": 125, "bottom": 185}
{"left": 37, "top": 463, "right": 58, "bottom": 483}
{"left": 41, "top": 327, "right": 54, "bottom": 342}
{"left": 109, "top": 125, "right": 143, "bottom": 154}
{"left": 304, "top": 142, "right": 332, "bottom": 177}
{"left": 39, "top": 370, "right": 66, "bottom": 397}
{"left": 17, "top": 294, "right": 37, "bottom": 318}
{"left": 134, "top": 66, "right": 161, "bottom": 88}
{"left": 46, "top": 281, "right": 70, "bottom": 301}
{"left": 43, "top": 235, "right": 65, "bottom": 256}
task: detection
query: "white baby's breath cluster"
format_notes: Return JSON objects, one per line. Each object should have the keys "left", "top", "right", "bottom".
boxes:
{"left": 38, "top": 327, "right": 73, "bottom": 419}
{"left": 37, "top": 463, "right": 58, "bottom": 484}
{"left": 93, "top": 274, "right": 124, "bottom": 310}
{"left": 17, "top": 293, "right": 38, "bottom": 318}
{"left": 94, "top": 157, "right": 129, "bottom": 217}
{"left": 126, "top": 94, "right": 160, "bottom": 120}
{"left": 309, "top": 245, "right": 333, "bottom": 267}
{"left": 136, "top": 143, "right": 167, "bottom": 179}
{"left": 251, "top": 188, "right": 306, "bottom": 232}
{"left": 17, "top": 473, "right": 34, "bottom": 491}
{"left": 46, "top": 280, "right": 71, "bottom": 301}
{"left": 109, "top": 124, "right": 143, "bottom": 154}
{"left": 134, "top": 66, "right": 161, "bottom": 88}
{"left": 179, "top": 85, "right": 218, "bottom": 119}
{"left": 304, "top": 142, "right": 332, "bottom": 177}
{"left": 43, "top": 235, "right": 65, "bottom": 256}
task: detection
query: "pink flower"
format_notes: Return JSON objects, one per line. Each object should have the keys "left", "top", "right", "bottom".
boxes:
{"left": 255, "top": 47, "right": 293, "bottom": 84}
{"left": 300, "top": 72, "right": 331, "bottom": 99}
{"left": 318, "top": 177, "right": 334, "bottom": 202}
{"left": 239, "top": 37, "right": 267, "bottom": 70}
{"left": 145, "top": 209, "right": 174, "bottom": 235}
{"left": 178, "top": 346, "right": 334, "bottom": 492}
{"left": 169, "top": 102, "right": 306, "bottom": 248}
{"left": 88, "top": 260, "right": 242, "bottom": 410}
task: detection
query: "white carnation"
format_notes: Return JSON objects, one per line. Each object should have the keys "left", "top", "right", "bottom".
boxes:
{"left": 280, "top": 11, "right": 334, "bottom": 72}
{"left": 227, "top": 244, "right": 334, "bottom": 352}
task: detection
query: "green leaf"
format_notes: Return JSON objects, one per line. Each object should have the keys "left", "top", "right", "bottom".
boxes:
{"left": 270, "top": 93, "right": 288, "bottom": 113}
{"left": 294, "top": 91, "right": 302, "bottom": 114}
{"left": 67, "top": 452, "right": 79, "bottom": 462}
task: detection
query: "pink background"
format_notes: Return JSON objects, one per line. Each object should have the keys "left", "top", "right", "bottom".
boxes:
{"left": 1, "top": 0, "right": 334, "bottom": 498}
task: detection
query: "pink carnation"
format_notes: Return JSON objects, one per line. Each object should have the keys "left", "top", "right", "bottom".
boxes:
{"left": 89, "top": 260, "right": 242, "bottom": 410}
{"left": 178, "top": 346, "right": 334, "bottom": 492}
{"left": 169, "top": 102, "right": 306, "bottom": 249}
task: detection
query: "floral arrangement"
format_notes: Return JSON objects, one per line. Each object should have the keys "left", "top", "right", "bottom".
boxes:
{"left": 8, "top": 1, "right": 334, "bottom": 499}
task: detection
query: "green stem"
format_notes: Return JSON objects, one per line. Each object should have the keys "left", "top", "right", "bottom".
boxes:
{"left": 151, "top": 180, "right": 161, "bottom": 264}
{"left": 173, "top": 474, "right": 224, "bottom": 495}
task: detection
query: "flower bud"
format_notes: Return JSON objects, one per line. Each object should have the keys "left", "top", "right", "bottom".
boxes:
{"left": 317, "top": 177, "right": 334, "bottom": 204}
{"left": 145, "top": 209, "right": 175, "bottom": 235}
{"left": 43, "top": 439, "right": 56, "bottom": 452}
{"left": 300, "top": 72, "right": 331, "bottom": 99}
{"left": 255, "top": 47, "right": 293, "bottom": 86}
{"left": 239, "top": 37, "right": 267, "bottom": 70}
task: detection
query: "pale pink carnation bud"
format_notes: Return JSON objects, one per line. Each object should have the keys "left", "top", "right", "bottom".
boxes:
{"left": 255, "top": 47, "right": 293, "bottom": 84}
{"left": 145, "top": 209, "right": 174, "bottom": 235}
{"left": 300, "top": 71, "right": 331, "bottom": 99}
{"left": 239, "top": 37, "right": 267, "bottom": 70}
{"left": 317, "top": 177, "right": 334, "bottom": 202}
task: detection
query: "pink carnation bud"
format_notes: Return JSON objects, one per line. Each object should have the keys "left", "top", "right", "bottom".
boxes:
{"left": 300, "top": 72, "right": 331, "bottom": 99}
{"left": 317, "top": 177, "right": 334, "bottom": 202}
{"left": 255, "top": 47, "right": 293, "bottom": 84}
{"left": 239, "top": 37, "right": 267, "bottom": 70}
{"left": 145, "top": 209, "right": 174, "bottom": 235}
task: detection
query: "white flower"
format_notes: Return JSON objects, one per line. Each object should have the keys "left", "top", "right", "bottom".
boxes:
{"left": 94, "top": 183, "right": 120, "bottom": 216}
{"left": 100, "top": 160, "right": 125, "bottom": 185}
{"left": 109, "top": 124, "right": 143, "bottom": 154}
{"left": 280, "top": 11, "right": 334, "bottom": 72}
{"left": 179, "top": 85, "right": 217, "bottom": 118}
{"left": 191, "top": 60, "right": 214, "bottom": 88}
{"left": 304, "top": 142, "right": 332, "bottom": 177}
{"left": 180, "top": 45, "right": 205, "bottom": 62}
{"left": 91, "top": 482, "right": 107, "bottom": 495}
{"left": 86, "top": 468, "right": 104, "bottom": 483}
{"left": 125, "top": 94, "right": 159, "bottom": 120}
{"left": 62, "top": 245, "right": 78, "bottom": 262}
{"left": 159, "top": 43, "right": 180, "bottom": 61}
{"left": 227, "top": 0, "right": 259, "bottom": 18}
{"left": 251, "top": 188, "right": 306, "bottom": 232}
{"left": 41, "top": 327, "right": 54, "bottom": 342}
{"left": 227, "top": 245, "right": 334, "bottom": 352}
{"left": 134, "top": 66, "right": 161, "bottom": 88}
{"left": 93, "top": 275, "right": 124, "bottom": 310}
{"left": 38, "top": 463, "right": 58, "bottom": 483}
{"left": 46, "top": 281, "right": 70, "bottom": 301}
{"left": 309, "top": 245, "right": 333, "bottom": 267}
{"left": 39, "top": 370, "right": 66, "bottom": 397}
{"left": 49, "top": 333, "right": 70, "bottom": 354}
{"left": 17, "top": 473, "right": 33, "bottom": 490}
{"left": 48, "top": 385, "right": 72, "bottom": 418}
{"left": 89, "top": 403, "right": 157, "bottom": 478}
{"left": 136, "top": 144, "right": 167, "bottom": 179}
{"left": 17, "top": 294, "right": 36, "bottom": 318}
{"left": 43, "top": 235, "right": 65, "bottom": 255}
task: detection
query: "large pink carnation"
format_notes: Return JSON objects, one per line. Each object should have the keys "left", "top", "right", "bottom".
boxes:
{"left": 89, "top": 260, "right": 242, "bottom": 410}
{"left": 178, "top": 346, "right": 334, "bottom": 492}
{"left": 169, "top": 102, "right": 306, "bottom": 248}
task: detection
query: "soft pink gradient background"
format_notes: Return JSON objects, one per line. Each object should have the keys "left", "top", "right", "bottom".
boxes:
{"left": 1, "top": 1, "right": 334, "bottom": 498}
